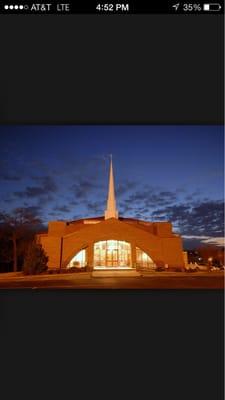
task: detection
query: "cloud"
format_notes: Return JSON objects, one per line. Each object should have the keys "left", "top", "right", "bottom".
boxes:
{"left": 54, "top": 205, "right": 70, "bottom": 213}
{"left": 31, "top": 176, "right": 57, "bottom": 192}
{"left": 118, "top": 187, "right": 181, "bottom": 219}
{"left": 0, "top": 206, "right": 44, "bottom": 229}
{"left": 202, "top": 237, "right": 224, "bottom": 246}
{"left": 69, "top": 200, "right": 79, "bottom": 206}
{"left": 14, "top": 176, "right": 57, "bottom": 199}
{"left": 126, "top": 189, "right": 178, "bottom": 208}
{"left": 0, "top": 173, "right": 21, "bottom": 181}
{"left": 48, "top": 212, "right": 60, "bottom": 218}
{"left": 117, "top": 181, "right": 138, "bottom": 197}
{"left": 70, "top": 179, "right": 101, "bottom": 199}
{"left": 152, "top": 200, "right": 224, "bottom": 237}
{"left": 152, "top": 204, "right": 189, "bottom": 219}
{"left": 182, "top": 235, "right": 224, "bottom": 247}
{"left": 15, "top": 205, "right": 42, "bottom": 217}
{"left": 86, "top": 201, "right": 105, "bottom": 214}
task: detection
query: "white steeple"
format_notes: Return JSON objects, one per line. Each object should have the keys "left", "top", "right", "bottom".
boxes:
{"left": 104, "top": 155, "right": 119, "bottom": 219}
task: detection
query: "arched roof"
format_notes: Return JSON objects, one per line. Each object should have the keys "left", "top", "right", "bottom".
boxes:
{"left": 62, "top": 217, "right": 162, "bottom": 267}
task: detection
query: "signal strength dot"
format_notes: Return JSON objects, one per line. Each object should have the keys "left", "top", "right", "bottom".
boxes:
{"left": 4, "top": 4, "right": 24, "bottom": 10}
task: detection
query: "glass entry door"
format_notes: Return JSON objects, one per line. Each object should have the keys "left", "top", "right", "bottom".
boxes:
{"left": 94, "top": 240, "right": 131, "bottom": 268}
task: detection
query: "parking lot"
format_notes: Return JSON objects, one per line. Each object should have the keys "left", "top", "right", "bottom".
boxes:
{"left": 0, "top": 270, "right": 223, "bottom": 289}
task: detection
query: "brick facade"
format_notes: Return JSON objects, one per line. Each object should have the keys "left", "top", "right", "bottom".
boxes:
{"left": 37, "top": 216, "right": 185, "bottom": 270}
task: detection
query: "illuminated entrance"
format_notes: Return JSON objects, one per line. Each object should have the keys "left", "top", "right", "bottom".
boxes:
{"left": 94, "top": 240, "right": 132, "bottom": 269}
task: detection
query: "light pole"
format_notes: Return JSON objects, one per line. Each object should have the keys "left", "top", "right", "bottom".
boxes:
{"left": 59, "top": 237, "right": 64, "bottom": 272}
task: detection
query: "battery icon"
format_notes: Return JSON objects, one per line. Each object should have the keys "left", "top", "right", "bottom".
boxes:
{"left": 203, "top": 3, "right": 221, "bottom": 11}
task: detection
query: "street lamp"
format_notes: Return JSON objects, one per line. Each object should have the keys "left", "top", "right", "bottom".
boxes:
{"left": 208, "top": 257, "right": 213, "bottom": 267}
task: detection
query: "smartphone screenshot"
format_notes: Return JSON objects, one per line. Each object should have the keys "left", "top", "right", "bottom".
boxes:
{"left": 0, "top": 2, "right": 223, "bottom": 399}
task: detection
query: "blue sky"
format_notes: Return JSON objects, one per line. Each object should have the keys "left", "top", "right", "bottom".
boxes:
{"left": 0, "top": 125, "right": 223, "bottom": 248}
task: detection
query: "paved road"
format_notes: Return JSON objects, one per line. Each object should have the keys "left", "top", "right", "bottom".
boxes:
{"left": 0, "top": 271, "right": 223, "bottom": 289}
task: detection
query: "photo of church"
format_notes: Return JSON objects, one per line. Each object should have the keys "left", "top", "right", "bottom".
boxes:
{"left": 37, "top": 157, "right": 185, "bottom": 272}
{"left": 0, "top": 125, "right": 223, "bottom": 288}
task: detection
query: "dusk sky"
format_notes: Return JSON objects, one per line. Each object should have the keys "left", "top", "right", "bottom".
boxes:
{"left": 0, "top": 125, "right": 224, "bottom": 248}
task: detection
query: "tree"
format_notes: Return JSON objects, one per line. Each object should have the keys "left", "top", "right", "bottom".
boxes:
{"left": 23, "top": 241, "right": 48, "bottom": 275}
{"left": 0, "top": 237, "right": 13, "bottom": 272}
{"left": 0, "top": 208, "right": 42, "bottom": 272}
{"left": 196, "top": 245, "right": 225, "bottom": 266}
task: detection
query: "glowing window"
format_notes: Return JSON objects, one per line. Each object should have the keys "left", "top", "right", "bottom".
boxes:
{"left": 94, "top": 240, "right": 131, "bottom": 268}
{"left": 136, "top": 247, "right": 155, "bottom": 269}
{"left": 67, "top": 249, "right": 86, "bottom": 268}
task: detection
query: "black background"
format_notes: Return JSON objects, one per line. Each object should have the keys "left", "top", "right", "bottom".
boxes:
{"left": 0, "top": 13, "right": 224, "bottom": 400}
{"left": 0, "top": 15, "right": 223, "bottom": 124}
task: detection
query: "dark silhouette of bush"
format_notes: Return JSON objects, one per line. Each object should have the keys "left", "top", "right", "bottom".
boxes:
{"left": 23, "top": 242, "right": 48, "bottom": 275}
{"left": 155, "top": 266, "right": 166, "bottom": 272}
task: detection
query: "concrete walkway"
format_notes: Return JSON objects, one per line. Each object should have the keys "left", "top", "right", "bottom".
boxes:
{"left": 92, "top": 270, "right": 141, "bottom": 277}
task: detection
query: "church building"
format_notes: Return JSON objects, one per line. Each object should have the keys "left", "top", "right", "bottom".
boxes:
{"left": 37, "top": 158, "right": 185, "bottom": 271}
